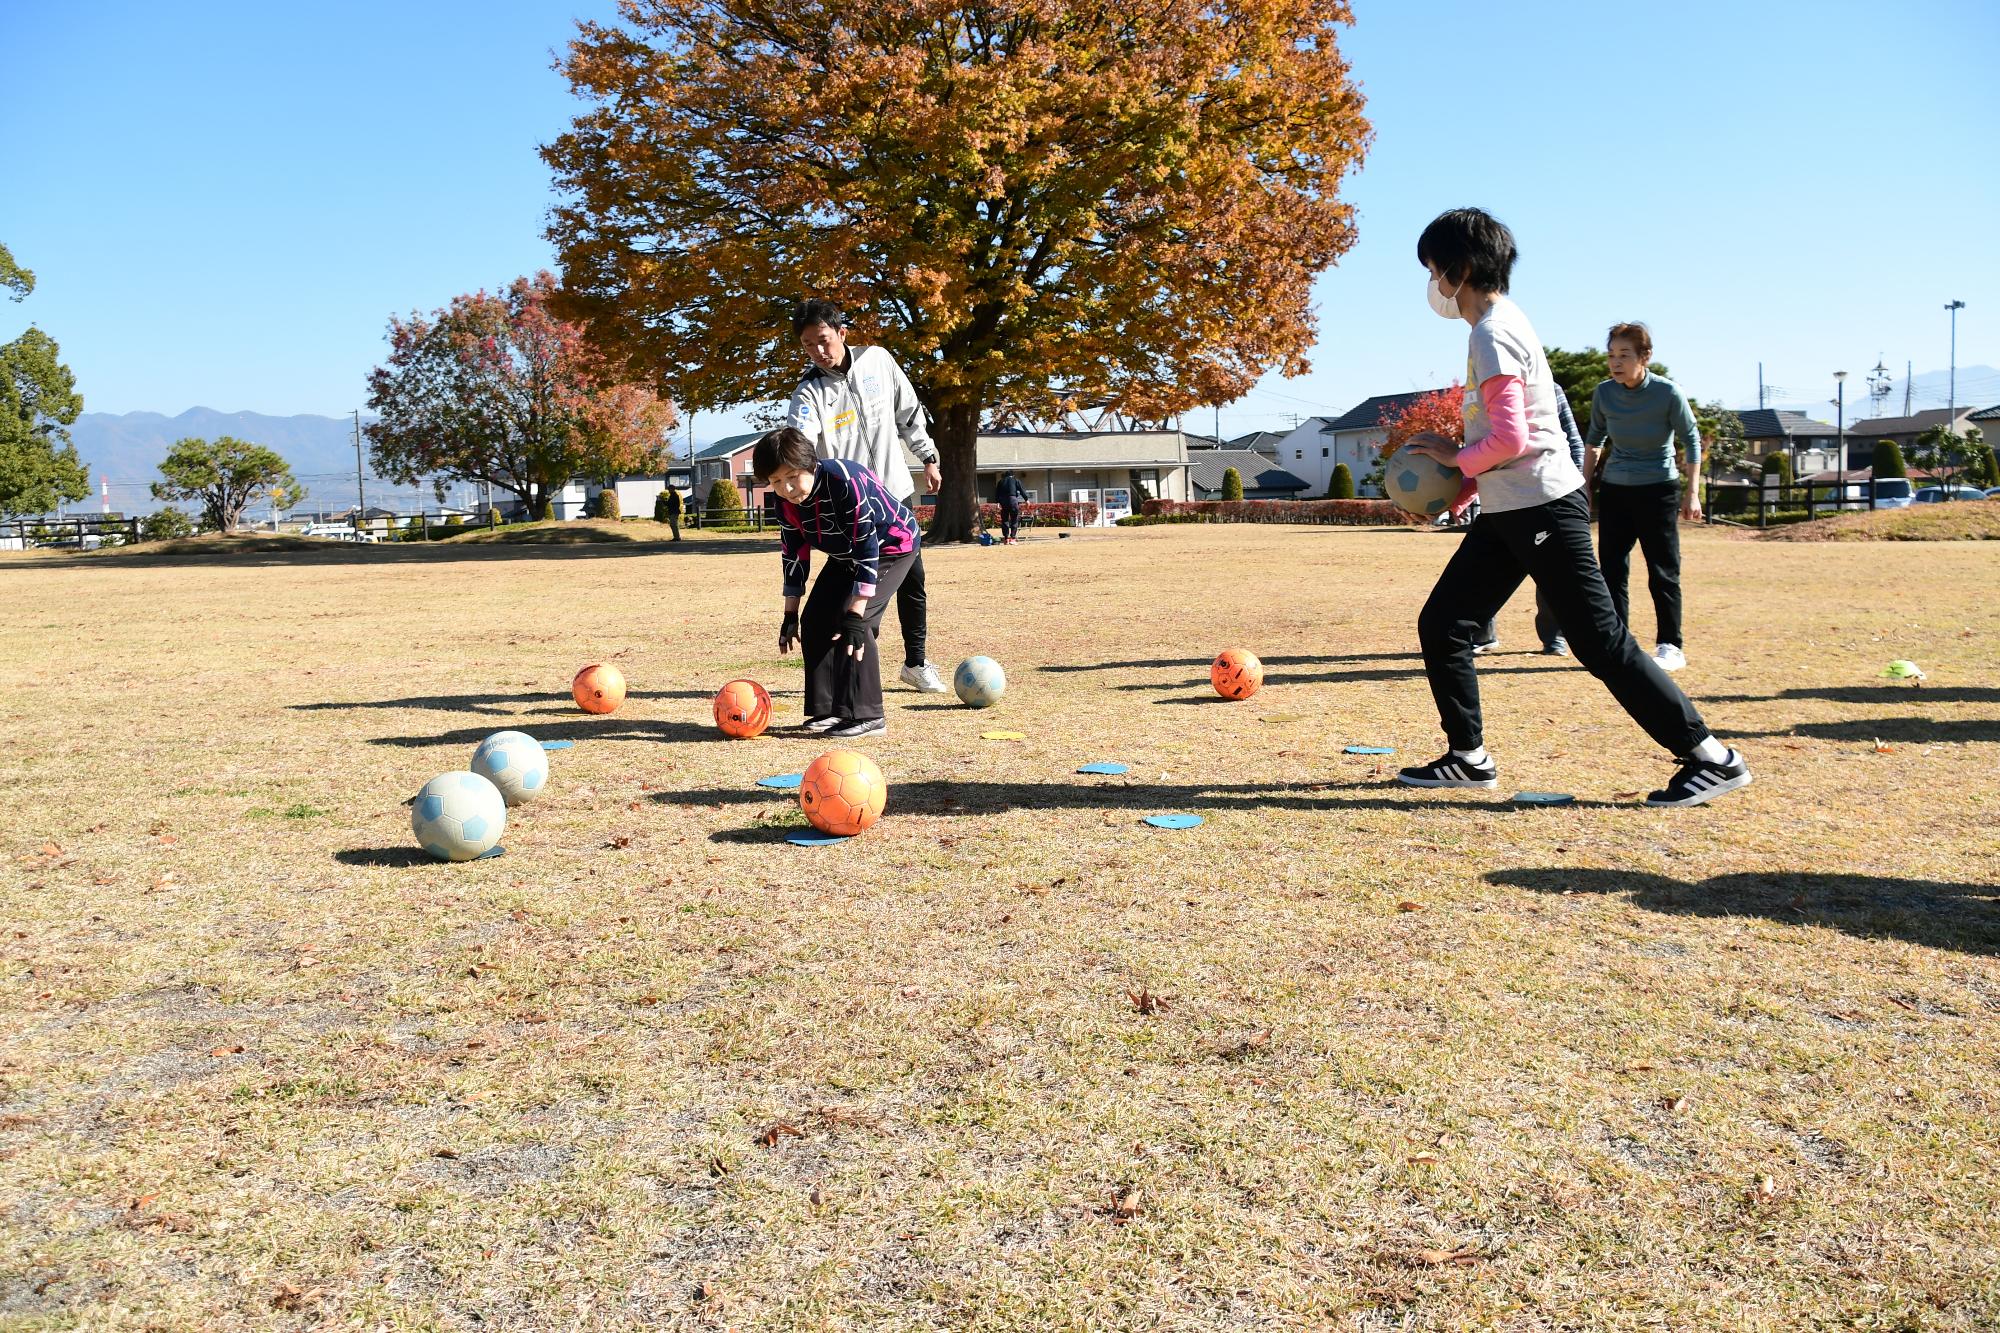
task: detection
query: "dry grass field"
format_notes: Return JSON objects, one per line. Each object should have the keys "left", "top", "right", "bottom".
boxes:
{"left": 3, "top": 520, "right": 1997, "bottom": 1331}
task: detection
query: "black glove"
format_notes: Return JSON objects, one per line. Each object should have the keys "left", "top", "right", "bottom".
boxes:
{"left": 838, "top": 609, "right": 869, "bottom": 660}
{"left": 778, "top": 611, "right": 800, "bottom": 653}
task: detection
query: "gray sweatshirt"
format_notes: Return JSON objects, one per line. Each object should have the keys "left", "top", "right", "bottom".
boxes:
{"left": 785, "top": 344, "right": 939, "bottom": 503}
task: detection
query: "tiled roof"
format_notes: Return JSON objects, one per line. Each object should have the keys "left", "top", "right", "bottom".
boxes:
{"left": 1736, "top": 408, "right": 1836, "bottom": 440}
{"left": 1187, "top": 450, "right": 1309, "bottom": 494}
{"left": 1322, "top": 392, "right": 1434, "bottom": 433}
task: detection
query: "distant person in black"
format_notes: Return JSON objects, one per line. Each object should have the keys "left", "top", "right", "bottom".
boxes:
{"left": 662, "top": 483, "right": 683, "bottom": 541}
{"left": 995, "top": 470, "right": 1028, "bottom": 544}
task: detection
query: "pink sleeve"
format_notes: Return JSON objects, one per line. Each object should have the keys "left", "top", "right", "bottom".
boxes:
{"left": 1454, "top": 375, "right": 1530, "bottom": 477}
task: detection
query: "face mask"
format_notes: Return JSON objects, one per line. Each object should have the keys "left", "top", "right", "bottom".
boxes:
{"left": 1427, "top": 275, "right": 1461, "bottom": 320}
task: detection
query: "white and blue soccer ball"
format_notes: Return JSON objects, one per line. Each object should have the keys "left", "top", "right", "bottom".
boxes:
{"left": 411, "top": 771, "right": 508, "bottom": 862}
{"left": 470, "top": 730, "right": 549, "bottom": 806}
{"left": 953, "top": 655, "right": 1007, "bottom": 709}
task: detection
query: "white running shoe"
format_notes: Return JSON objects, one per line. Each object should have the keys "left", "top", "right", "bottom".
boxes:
{"left": 899, "top": 661, "right": 948, "bottom": 693}
{"left": 1653, "top": 643, "right": 1687, "bottom": 673}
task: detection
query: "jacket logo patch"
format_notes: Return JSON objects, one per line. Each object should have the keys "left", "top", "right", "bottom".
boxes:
{"left": 833, "top": 409, "right": 857, "bottom": 430}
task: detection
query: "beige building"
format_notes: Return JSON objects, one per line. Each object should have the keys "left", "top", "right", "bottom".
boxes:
{"left": 909, "top": 430, "right": 1192, "bottom": 524}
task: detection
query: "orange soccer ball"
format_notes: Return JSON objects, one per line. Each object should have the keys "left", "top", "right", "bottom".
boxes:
{"left": 1210, "top": 648, "right": 1264, "bottom": 700}
{"left": 712, "top": 678, "right": 772, "bottom": 739}
{"left": 799, "top": 748, "right": 887, "bottom": 837}
{"left": 572, "top": 663, "right": 627, "bottom": 715}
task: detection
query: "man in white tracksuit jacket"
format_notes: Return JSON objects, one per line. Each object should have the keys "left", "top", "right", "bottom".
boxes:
{"left": 785, "top": 299, "right": 948, "bottom": 693}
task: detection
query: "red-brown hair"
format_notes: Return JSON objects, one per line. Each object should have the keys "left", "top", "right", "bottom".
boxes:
{"left": 1606, "top": 322, "right": 1653, "bottom": 360}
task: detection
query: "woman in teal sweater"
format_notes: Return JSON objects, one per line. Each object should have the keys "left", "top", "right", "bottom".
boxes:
{"left": 1589, "top": 322, "right": 1701, "bottom": 673}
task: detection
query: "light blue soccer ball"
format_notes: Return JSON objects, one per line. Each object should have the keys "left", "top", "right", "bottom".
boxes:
{"left": 411, "top": 770, "right": 508, "bottom": 862}
{"left": 470, "top": 730, "right": 549, "bottom": 806}
{"left": 954, "top": 655, "right": 1007, "bottom": 709}
{"left": 1386, "top": 449, "right": 1464, "bottom": 517}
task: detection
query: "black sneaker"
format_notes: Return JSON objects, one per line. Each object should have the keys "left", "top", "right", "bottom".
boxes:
{"left": 1645, "top": 748, "right": 1751, "bottom": 807}
{"left": 826, "top": 716, "right": 887, "bottom": 739}
{"left": 800, "top": 715, "right": 842, "bottom": 733}
{"left": 1395, "top": 752, "right": 1498, "bottom": 789}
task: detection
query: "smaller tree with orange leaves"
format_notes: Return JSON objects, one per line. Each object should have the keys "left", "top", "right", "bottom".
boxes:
{"left": 1365, "top": 384, "right": 1463, "bottom": 493}
{"left": 366, "top": 272, "right": 677, "bottom": 520}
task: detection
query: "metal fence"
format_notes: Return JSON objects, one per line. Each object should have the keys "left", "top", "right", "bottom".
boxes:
{"left": 0, "top": 516, "right": 142, "bottom": 549}
{"left": 1705, "top": 480, "right": 1875, "bottom": 528}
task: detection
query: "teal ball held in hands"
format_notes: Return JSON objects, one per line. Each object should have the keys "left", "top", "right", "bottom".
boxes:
{"left": 1386, "top": 436, "right": 1464, "bottom": 518}
{"left": 954, "top": 655, "right": 1006, "bottom": 708}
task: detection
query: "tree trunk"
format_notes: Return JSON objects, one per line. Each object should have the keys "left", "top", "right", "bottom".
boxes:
{"left": 928, "top": 402, "right": 982, "bottom": 543}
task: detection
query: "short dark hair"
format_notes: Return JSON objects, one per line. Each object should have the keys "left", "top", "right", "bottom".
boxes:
{"left": 1416, "top": 208, "right": 1517, "bottom": 294}
{"left": 1606, "top": 321, "right": 1653, "bottom": 360}
{"left": 752, "top": 427, "right": 818, "bottom": 481}
{"left": 791, "top": 298, "right": 846, "bottom": 338}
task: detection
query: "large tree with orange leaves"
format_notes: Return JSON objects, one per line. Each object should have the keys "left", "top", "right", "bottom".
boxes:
{"left": 365, "top": 273, "right": 678, "bottom": 520}
{"left": 544, "top": 0, "right": 1370, "bottom": 540}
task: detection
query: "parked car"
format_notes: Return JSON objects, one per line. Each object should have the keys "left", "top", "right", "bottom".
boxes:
{"left": 1913, "top": 484, "right": 1989, "bottom": 503}
{"left": 1984, "top": 487, "right": 2000, "bottom": 500}
{"left": 1871, "top": 478, "right": 1914, "bottom": 509}
{"left": 300, "top": 522, "right": 378, "bottom": 542}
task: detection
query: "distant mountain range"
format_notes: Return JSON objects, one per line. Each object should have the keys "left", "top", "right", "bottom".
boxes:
{"left": 1756, "top": 364, "right": 2000, "bottom": 423}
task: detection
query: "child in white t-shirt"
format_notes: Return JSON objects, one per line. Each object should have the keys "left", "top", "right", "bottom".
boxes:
{"left": 1392, "top": 208, "right": 1750, "bottom": 807}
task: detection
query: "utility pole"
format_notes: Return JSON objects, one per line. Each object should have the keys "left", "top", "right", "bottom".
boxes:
{"left": 352, "top": 410, "right": 366, "bottom": 534}
{"left": 1758, "top": 362, "right": 1765, "bottom": 410}
{"left": 1946, "top": 300, "right": 1966, "bottom": 424}
{"left": 1833, "top": 370, "right": 1847, "bottom": 477}
{"left": 1904, "top": 361, "right": 1913, "bottom": 416}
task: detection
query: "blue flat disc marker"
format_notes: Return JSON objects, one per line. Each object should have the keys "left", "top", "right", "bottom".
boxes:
{"left": 1512, "top": 791, "right": 1576, "bottom": 807}
{"left": 1142, "top": 814, "right": 1204, "bottom": 830}
{"left": 787, "top": 831, "right": 851, "bottom": 846}
{"left": 540, "top": 739, "right": 575, "bottom": 751}
{"left": 756, "top": 773, "right": 804, "bottom": 789}
{"left": 1344, "top": 745, "right": 1395, "bottom": 755}
{"left": 475, "top": 845, "right": 508, "bottom": 859}
{"left": 1076, "top": 762, "right": 1129, "bottom": 775}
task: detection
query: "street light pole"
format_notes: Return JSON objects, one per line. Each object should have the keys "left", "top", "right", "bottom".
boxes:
{"left": 1833, "top": 371, "right": 1848, "bottom": 513}
{"left": 1945, "top": 300, "right": 1966, "bottom": 424}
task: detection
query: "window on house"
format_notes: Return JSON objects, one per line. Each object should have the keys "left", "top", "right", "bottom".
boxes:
{"left": 1322, "top": 447, "right": 1329, "bottom": 457}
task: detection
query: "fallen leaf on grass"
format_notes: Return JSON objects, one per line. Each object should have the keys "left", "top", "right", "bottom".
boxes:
{"left": 1407, "top": 1153, "right": 1440, "bottom": 1166}
{"left": 608, "top": 835, "right": 633, "bottom": 849}
{"left": 38, "top": 841, "right": 62, "bottom": 858}
{"left": 1614, "top": 790, "right": 1644, "bottom": 801}
{"left": 755, "top": 1122, "right": 803, "bottom": 1148}
{"left": 1749, "top": 1174, "right": 1779, "bottom": 1205}
{"left": 1126, "top": 987, "right": 1169, "bottom": 1015}
{"left": 271, "top": 1283, "right": 312, "bottom": 1312}
{"left": 1217, "top": 1029, "right": 1272, "bottom": 1061}
{"left": 1661, "top": 1094, "right": 1689, "bottom": 1114}
{"left": 1409, "top": 1246, "right": 1482, "bottom": 1267}
{"left": 153, "top": 834, "right": 177, "bottom": 846}
{"left": 208, "top": 1045, "right": 245, "bottom": 1057}
{"left": 0, "top": 1114, "right": 43, "bottom": 1130}
{"left": 1395, "top": 901, "right": 1424, "bottom": 913}
{"left": 1106, "top": 1184, "right": 1143, "bottom": 1223}
{"left": 432, "top": 1148, "right": 459, "bottom": 1159}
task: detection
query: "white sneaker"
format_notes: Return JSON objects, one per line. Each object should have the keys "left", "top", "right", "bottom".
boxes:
{"left": 1653, "top": 643, "right": 1687, "bottom": 673}
{"left": 899, "top": 661, "right": 947, "bottom": 693}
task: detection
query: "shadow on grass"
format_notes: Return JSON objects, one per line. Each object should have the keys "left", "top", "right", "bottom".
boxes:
{"left": 334, "top": 847, "right": 437, "bottom": 868}
{"left": 369, "top": 718, "right": 723, "bottom": 748}
{"left": 1729, "top": 717, "right": 2000, "bottom": 745}
{"left": 1122, "top": 662, "right": 1574, "bottom": 693}
{"left": 1040, "top": 651, "right": 1421, "bottom": 674}
{"left": 292, "top": 689, "right": 713, "bottom": 714}
{"left": 8, "top": 532, "right": 776, "bottom": 573}
{"left": 1487, "top": 867, "right": 2000, "bottom": 957}
{"left": 1699, "top": 685, "right": 2000, "bottom": 707}
{"left": 666, "top": 778, "right": 1630, "bottom": 831}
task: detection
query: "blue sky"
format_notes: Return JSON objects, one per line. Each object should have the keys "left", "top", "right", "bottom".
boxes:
{"left": 5, "top": 0, "right": 1997, "bottom": 442}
